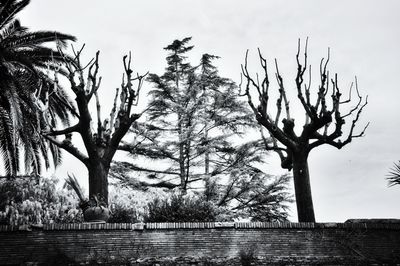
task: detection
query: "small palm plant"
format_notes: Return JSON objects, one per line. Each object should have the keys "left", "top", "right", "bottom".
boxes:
{"left": 65, "top": 173, "right": 109, "bottom": 222}
{"left": 64, "top": 173, "right": 90, "bottom": 210}
{"left": 387, "top": 161, "right": 400, "bottom": 187}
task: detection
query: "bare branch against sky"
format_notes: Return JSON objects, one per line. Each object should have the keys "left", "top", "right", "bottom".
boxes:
{"left": 20, "top": 0, "right": 400, "bottom": 222}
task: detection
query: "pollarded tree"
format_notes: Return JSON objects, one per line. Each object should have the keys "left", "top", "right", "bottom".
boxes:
{"left": 41, "top": 47, "right": 147, "bottom": 205}
{"left": 241, "top": 39, "right": 368, "bottom": 222}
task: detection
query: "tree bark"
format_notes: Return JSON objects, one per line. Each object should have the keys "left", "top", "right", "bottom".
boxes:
{"left": 292, "top": 151, "right": 316, "bottom": 222}
{"left": 88, "top": 159, "right": 110, "bottom": 205}
{"left": 204, "top": 129, "right": 210, "bottom": 175}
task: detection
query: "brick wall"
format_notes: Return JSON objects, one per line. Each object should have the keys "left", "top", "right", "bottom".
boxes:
{"left": 0, "top": 222, "right": 399, "bottom": 265}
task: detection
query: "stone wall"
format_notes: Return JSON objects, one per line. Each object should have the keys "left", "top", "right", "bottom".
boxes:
{"left": 0, "top": 222, "right": 399, "bottom": 265}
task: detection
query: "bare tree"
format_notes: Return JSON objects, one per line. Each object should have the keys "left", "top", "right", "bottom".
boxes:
{"left": 41, "top": 46, "right": 147, "bottom": 205}
{"left": 241, "top": 39, "right": 369, "bottom": 222}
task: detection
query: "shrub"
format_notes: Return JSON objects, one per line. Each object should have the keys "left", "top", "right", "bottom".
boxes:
{"left": 239, "top": 245, "right": 258, "bottom": 266}
{"left": 144, "top": 193, "right": 216, "bottom": 222}
{"left": 107, "top": 185, "right": 158, "bottom": 223}
{"left": 0, "top": 176, "right": 82, "bottom": 226}
{"left": 108, "top": 203, "right": 138, "bottom": 223}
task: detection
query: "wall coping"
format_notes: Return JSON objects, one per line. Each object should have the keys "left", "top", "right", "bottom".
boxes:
{"left": 1, "top": 221, "right": 400, "bottom": 232}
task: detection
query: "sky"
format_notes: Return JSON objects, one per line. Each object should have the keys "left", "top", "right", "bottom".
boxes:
{"left": 19, "top": 0, "right": 400, "bottom": 222}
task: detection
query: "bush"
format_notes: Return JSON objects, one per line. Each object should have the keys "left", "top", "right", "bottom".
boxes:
{"left": 144, "top": 193, "right": 216, "bottom": 222}
{"left": 239, "top": 245, "right": 258, "bottom": 266}
{"left": 107, "top": 185, "right": 158, "bottom": 223}
{"left": 108, "top": 203, "right": 138, "bottom": 223}
{"left": 0, "top": 176, "right": 82, "bottom": 226}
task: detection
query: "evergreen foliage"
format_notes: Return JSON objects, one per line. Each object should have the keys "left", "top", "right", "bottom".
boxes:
{"left": 145, "top": 193, "right": 216, "bottom": 222}
{"left": 114, "top": 37, "right": 260, "bottom": 188}
{"left": 111, "top": 37, "right": 292, "bottom": 221}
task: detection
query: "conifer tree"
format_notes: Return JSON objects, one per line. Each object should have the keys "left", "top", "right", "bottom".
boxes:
{"left": 113, "top": 38, "right": 292, "bottom": 221}
{"left": 115, "top": 37, "right": 257, "bottom": 190}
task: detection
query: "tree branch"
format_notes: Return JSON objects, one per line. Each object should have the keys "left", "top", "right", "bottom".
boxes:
{"left": 308, "top": 94, "right": 369, "bottom": 151}
{"left": 104, "top": 53, "right": 148, "bottom": 163}
{"left": 314, "top": 48, "right": 330, "bottom": 115}
{"left": 241, "top": 50, "right": 297, "bottom": 150}
{"left": 274, "top": 58, "right": 291, "bottom": 120}
{"left": 109, "top": 88, "right": 120, "bottom": 133}
{"left": 43, "top": 123, "right": 80, "bottom": 136}
{"left": 295, "top": 38, "right": 314, "bottom": 120}
{"left": 95, "top": 90, "right": 102, "bottom": 138}
{"left": 241, "top": 50, "right": 262, "bottom": 116}
{"left": 113, "top": 162, "right": 180, "bottom": 176}
{"left": 42, "top": 134, "right": 89, "bottom": 166}
{"left": 86, "top": 51, "right": 101, "bottom": 102}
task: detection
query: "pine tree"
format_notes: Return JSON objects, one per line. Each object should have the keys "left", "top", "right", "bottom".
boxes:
{"left": 114, "top": 38, "right": 257, "bottom": 190}
{"left": 112, "top": 38, "right": 292, "bottom": 221}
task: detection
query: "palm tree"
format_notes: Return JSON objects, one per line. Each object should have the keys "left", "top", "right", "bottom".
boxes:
{"left": 387, "top": 161, "right": 400, "bottom": 187}
{"left": 0, "top": 0, "right": 76, "bottom": 177}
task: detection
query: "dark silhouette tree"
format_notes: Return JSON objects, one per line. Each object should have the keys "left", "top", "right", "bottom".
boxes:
{"left": 0, "top": 0, "right": 76, "bottom": 176}
{"left": 41, "top": 47, "right": 147, "bottom": 205}
{"left": 241, "top": 39, "right": 368, "bottom": 222}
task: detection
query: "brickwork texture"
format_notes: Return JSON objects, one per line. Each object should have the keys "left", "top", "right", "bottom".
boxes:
{"left": 0, "top": 222, "right": 399, "bottom": 265}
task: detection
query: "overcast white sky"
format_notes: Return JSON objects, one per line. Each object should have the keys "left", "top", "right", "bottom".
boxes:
{"left": 20, "top": 0, "right": 400, "bottom": 222}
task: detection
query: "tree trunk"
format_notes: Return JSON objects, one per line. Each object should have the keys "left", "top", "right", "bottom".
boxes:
{"left": 292, "top": 151, "right": 316, "bottom": 222}
{"left": 88, "top": 160, "right": 110, "bottom": 205}
{"left": 179, "top": 138, "right": 186, "bottom": 192}
{"left": 204, "top": 129, "right": 210, "bottom": 175}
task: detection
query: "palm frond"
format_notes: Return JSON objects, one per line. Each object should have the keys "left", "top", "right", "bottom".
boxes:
{"left": 0, "top": 0, "right": 30, "bottom": 30}
{"left": 387, "top": 161, "right": 400, "bottom": 187}
{"left": 0, "top": 105, "right": 16, "bottom": 176}
{"left": 1, "top": 30, "right": 76, "bottom": 48}
{"left": 0, "top": 0, "right": 76, "bottom": 175}
{"left": 65, "top": 173, "right": 86, "bottom": 202}
{"left": 0, "top": 19, "right": 27, "bottom": 40}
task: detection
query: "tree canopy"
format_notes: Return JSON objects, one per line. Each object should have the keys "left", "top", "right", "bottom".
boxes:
{"left": 111, "top": 37, "right": 292, "bottom": 221}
